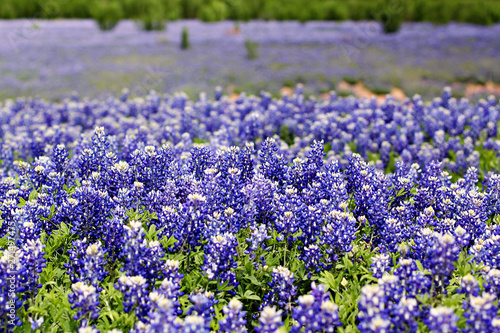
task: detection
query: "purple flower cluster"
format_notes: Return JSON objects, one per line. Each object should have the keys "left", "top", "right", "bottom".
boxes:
{"left": 202, "top": 232, "right": 239, "bottom": 290}
{"left": 219, "top": 299, "right": 247, "bottom": 333}
{"left": 68, "top": 282, "right": 100, "bottom": 325}
{"left": 358, "top": 275, "right": 420, "bottom": 333}
{"left": 426, "top": 306, "right": 459, "bottom": 333}
{"left": 260, "top": 266, "right": 297, "bottom": 314}
{"left": 290, "top": 283, "right": 341, "bottom": 333}
{"left": 65, "top": 239, "right": 107, "bottom": 290}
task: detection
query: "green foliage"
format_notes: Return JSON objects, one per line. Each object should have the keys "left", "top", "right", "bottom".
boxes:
{"left": 323, "top": 2, "right": 349, "bottom": 21}
{"left": 376, "top": 0, "right": 406, "bottom": 33}
{"left": 280, "top": 125, "right": 295, "bottom": 146}
{"left": 181, "top": 27, "right": 190, "bottom": 50}
{"left": 2, "top": 0, "right": 500, "bottom": 25}
{"left": 90, "top": 0, "right": 123, "bottom": 31}
{"left": 245, "top": 39, "right": 259, "bottom": 60}
{"left": 199, "top": 0, "right": 229, "bottom": 22}
{"left": 136, "top": 0, "right": 167, "bottom": 31}
{"left": 343, "top": 76, "right": 361, "bottom": 85}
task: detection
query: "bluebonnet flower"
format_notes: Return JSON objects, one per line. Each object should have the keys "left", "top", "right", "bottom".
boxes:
{"left": 180, "top": 315, "right": 209, "bottom": 333}
{"left": 214, "top": 86, "right": 223, "bottom": 101}
{"left": 78, "top": 324, "right": 100, "bottom": 333}
{"left": 77, "top": 127, "right": 109, "bottom": 179}
{"left": 30, "top": 134, "right": 46, "bottom": 160}
{"left": 378, "top": 275, "right": 409, "bottom": 331}
{"left": 255, "top": 306, "right": 283, "bottom": 333}
{"left": 19, "top": 239, "right": 46, "bottom": 303}
{"left": 0, "top": 248, "right": 23, "bottom": 329}
{"left": 163, "top": 258, "right": 184, "bottom": 285}
{"left": 0, "top": 177, "right": 17, "bottom": 203}
{"left": 308, "top": 161, "right": 348, "bottom": 207}
{"left": 122, "top": 220, "right": 166, "bottom": 286}
{"left": 52, "top": 143, "right": 69, "bottom": 175}
{"left": 245, "top": 223, "right": 271, "bottom": 260}
{"left": 115, "top": 275, "right": 149, "bottom": 319}
{"left": 453, "top": 225, "right": 470, "bottom": 248}
{"left": 426, "top": 306, "right": 458, "bottom": 333}
{"left": 290, "top": 283, "right": 341, "bottom": 333}
{"left": 457, "top": 274, "right": 480, "bottom": 296}
{"left": 393, "top": 259, "right": 431, "bottom": 298}
{"left": 129, "top": 321, "right": 152, "bottom": 333}
{"left": 302, "top": 161, "right": 348, "bottom": 209}
{"left": 55, "top": 181, "right": 115, "bottom": 242}
{"left": 202, "top": 232, "right": 239, "bottom": 290}
{"left": 140, "top": 294, "right": 179, "bottom": 333}
{"left": 261, "top": 266, "right": 297, "bottom": 314}
{"left": 3, "top": 85, "right": 500, "bottom": 332}
{"left": 288, "top": 140, "right": 325, "bottom": 192}
{"left": 259, "top": 138, "right": 288, "bottom": 188}
{"left": 130, "top": 145, "right": 175, "bottom": 192}
{"left": 272, "top": 186, "right": 304, "bottom": 242}
{"left": 242, "top": 174, "right": 276, "bottom": 225}
{"left": 319, "top": 209, "right": 357, "bottom": 263}
{"left": 12, "top": 197, "right": 50, "bottom": 240}
{"left": 188, "top": 146, "right": 216, "bottom": 181}
{"left": 463, "top": 293, "right": 498, "bottom": 333}
{"left": 0, "top": 145, "right": 15, "bottom": 176}
{"left": 357, "top": 285, "right": 387, "bottom": 333}
{"left": 28, "top": 316, "right": 44, "bottom": 331}
{"left": 219, "top": 299, "right": 247, "bottom": 333}
{"left": 299, "top": 243, "right": 330, "bottom": 277}
{"left": 470, "top": 234, "right": 500, "bottom": 270}
{"left": 416, "top": 206, "right": 436, "bottom": 228}
{"left": 65, "top": 239, "right": 107, "bottom": 291}
{"left": 150, "top": 278, "right": 183, "bottom": 318}
{"left": 172, "top": 192, "right": 210, "bottom": 251}
{"left": 483, "top": 269, "right": 500, "bottom": 297}
{"left": 100, "top": 215, "right": 125, "bottom": 262}
{"left": 413, "top": 161, "right": 449, "bottom": 213}
{"left": 344, "top": 154, "right": 391, "bottom": 244}
{"left": 412, "top": 230, "right": 460, "bottom": 293}
{"left": 358, "top": 274, "right": 421, "bottom": 333}
{"left": 106, "top": 161, "right": 134, "bottom": 197}
{"left": 392, "top": 297, "right": 419, "bottom": 332}
{"left": 364, "top": 316, "right": 391, "bottom": 333}
{"left": 295, "top": 201, "right": 323, "bottom": 247}
{"left": 29, "top": 160, "right": 55, "bottom": 193}
{"left": 370, "top": 254, "right": 391, "bottom": 279}
{"left": 493, "top": 319, "right": 500, "bottom": 331}
{"left": 68, "top": 282, "right": 100, "bottom": 325}
{"left": 450, "top": 188, "right": 488, "bottom": 241}
{"left": 484, "top": 172, "right": 500, "bottom": 216}
{"left": 186, "top": 291, "right": 218, "bottom": 330}
{"left": 0, "top": 198, "right": 19, "bottom": 239}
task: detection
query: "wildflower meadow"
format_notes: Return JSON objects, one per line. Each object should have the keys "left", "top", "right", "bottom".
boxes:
{"left": 2, "top": 0, "right": 500, "bottom": 331}
{"left": 1, "top": 85, "right": 500, "bottom": 332}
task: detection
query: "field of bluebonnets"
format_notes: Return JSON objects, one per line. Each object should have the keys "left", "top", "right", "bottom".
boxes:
{"left": 2, "top": 1, "right": 500, "bottom": 333}
{"left": 0, "top": 83, "right": 500, "bottom": 332}
{"left": 2, "top": 20, "right": 500, "bottom": 101}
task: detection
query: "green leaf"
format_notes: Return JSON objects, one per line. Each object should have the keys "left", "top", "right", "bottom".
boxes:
{"left": 415, "top": 259, "right": 424, "bottom": 272}
{"left": 318, "top": 271, "right": 338, "bottom": 291}
{"left": 160, "top": 235, "right": 178, "bottom": 249}
{"left": 29, "top": 189, "right": 38, "bottom": 200}
{"left": 360, "top": 274, "right": 378, "bottom": 283}
{"left": 0, "top": 235, "right": 8, "bottom": 249}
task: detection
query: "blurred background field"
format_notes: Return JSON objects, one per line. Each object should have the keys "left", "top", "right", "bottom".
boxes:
{"left": 1, "top": 0, "right": 500, "bottom": 101}
{"left": 1, "top": 19, "right": 499, "bottom": 101}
